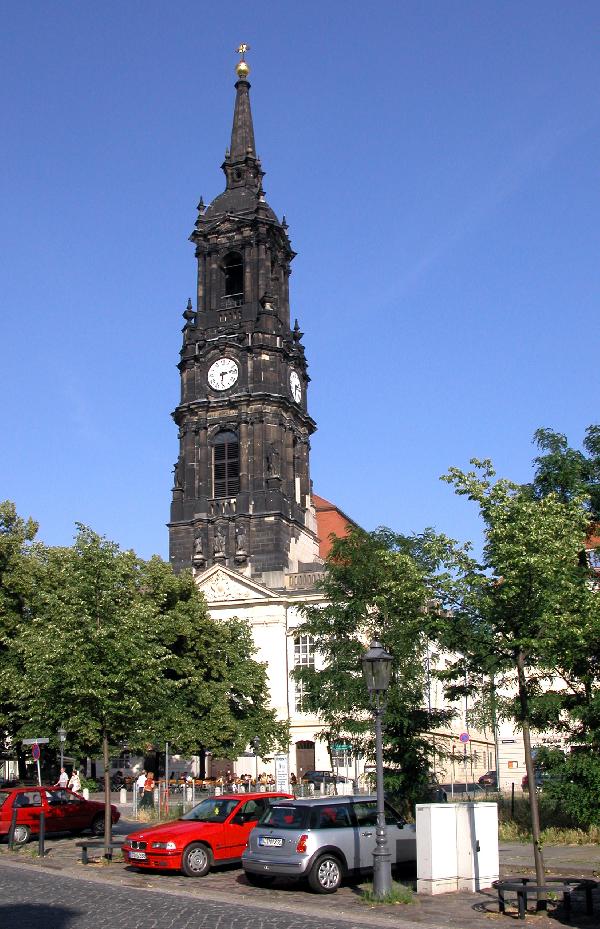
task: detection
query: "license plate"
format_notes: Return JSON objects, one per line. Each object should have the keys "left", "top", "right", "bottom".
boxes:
{"left": 129, "top": 851, "right": 147, "bottom": 860}
{"left": 258, "top": 836, "right": 283, "bottom": 847}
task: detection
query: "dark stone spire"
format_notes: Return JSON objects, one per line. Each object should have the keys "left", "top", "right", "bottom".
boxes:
{"left": 229, "top": 78, "right": 256, "bottom": 163}
{"left": 221, "top": 52, "right": 263, "bottom": 195}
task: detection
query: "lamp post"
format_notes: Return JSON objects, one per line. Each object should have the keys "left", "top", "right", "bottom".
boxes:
{"left": 361, "top": 640, "right": 393, "bottom": 899}
{"left": 251, "top": 736, "right": 260, "bottom": 787}
{"left": 58, "top": 727, "right": 66, "bottom": 771}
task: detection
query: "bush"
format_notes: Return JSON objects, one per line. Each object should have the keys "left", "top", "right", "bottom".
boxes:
{"left": 541, "top": 752, "right": 600, "bottom": 829}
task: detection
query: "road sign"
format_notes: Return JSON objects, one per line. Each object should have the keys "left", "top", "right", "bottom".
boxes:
{"left": 31, "top": 743, "right": 40, "bottom": 761}
{"left": 459, "top": 732, "right": 470, "bottom": 744}
{"left": 332, "top": 743, "right": 352, "bottom": 751}
{"left": 22, "top": 738, "right": 49, "bottom": 745}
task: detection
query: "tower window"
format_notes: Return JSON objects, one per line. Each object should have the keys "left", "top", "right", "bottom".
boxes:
{"left": 213, "top": 430, "right": 240, "bottom": 498}
{"left": 222, "top": 252, "right": 244, "bottom": 307}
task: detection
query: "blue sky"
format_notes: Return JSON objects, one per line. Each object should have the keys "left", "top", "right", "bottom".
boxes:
{"left": 2, "top": 1, "right": 599, "bottom": 559}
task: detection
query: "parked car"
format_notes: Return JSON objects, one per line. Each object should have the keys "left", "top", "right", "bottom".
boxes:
{"left": 478, "top": 770, "right": 498, "bottom": 787}
{"left": 122, "top": 792, "right": 292, "bottom": 877}
{"left": 300, "top": 770, "right": 348, "bottom": 787}
{"left": 522, "top": 770, "right": 552, "bottom": 791}
{"left": 242, "top": 794, "right": 416, "bottom": 894}
{"left": 0, "top": 786, "right": 120, "bottom": 845}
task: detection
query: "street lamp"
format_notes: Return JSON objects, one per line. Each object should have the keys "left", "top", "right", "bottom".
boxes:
{"left": 361, "top": 640, "right": 393, "bottom": 899}
{"left": 58, "top": 727, "right": 66, "bottom": 771}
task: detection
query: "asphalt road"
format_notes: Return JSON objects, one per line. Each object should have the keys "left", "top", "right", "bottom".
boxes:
{"left": 0, "top": 862, "right": 389, "bottom": 929}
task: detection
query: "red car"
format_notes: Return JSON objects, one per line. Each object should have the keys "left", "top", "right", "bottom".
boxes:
{"left": 0, "top": 786, "right": 120, "bottom": 845}
{"left": 123, "top": 791, "right": 292, "bottom": 877}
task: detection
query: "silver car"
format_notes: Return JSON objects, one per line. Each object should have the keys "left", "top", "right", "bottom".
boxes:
{"left": 242, "top": 795, "right": 416, "bottom": 893}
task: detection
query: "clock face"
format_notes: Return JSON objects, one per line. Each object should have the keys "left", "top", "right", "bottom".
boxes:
{"left": 290, "top": 370, "right": 302, "bottom": 403}
{"left": 208, "top": 358, "right": 239, "bottom": 391}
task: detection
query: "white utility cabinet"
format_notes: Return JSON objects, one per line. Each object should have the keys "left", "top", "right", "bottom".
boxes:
{"left": 416, "top": 802, "right": 499, "bottom": 895}
{"left": 456, "top": 802, "right": 499, "bottom": 892}
{"left": 416, "top": 803, "right": 459, "bottom": 895}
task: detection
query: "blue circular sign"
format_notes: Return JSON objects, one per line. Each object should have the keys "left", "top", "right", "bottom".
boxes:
{"left": 31, "top": 742, "right": 40, "bottom": 760}
{"left": 459, "top": 732, "right": 470, "bottom": 744}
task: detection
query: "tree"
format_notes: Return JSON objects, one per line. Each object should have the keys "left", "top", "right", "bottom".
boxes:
{"left": 0, "top": 501, "right": 39, "bottom": 779}
{"left": 140, "top": 555, "right": 288, "bottom": 759}
{"left": 437, "top": 459, "right": 598, "bottom": 902}
{"left": 529, "top": 425, "right": 600, "bottom": 518}
{"left": 14, "top": 526, "right": 287, "bottom": 854}
{"left": 293, "top": 526, "right": 459, "bottom": 813}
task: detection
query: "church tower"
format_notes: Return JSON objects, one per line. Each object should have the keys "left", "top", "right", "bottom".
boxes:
{"left": 169, "top": 50, "right": 321, "bottom": 586}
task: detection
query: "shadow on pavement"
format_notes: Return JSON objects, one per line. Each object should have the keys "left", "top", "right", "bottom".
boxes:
{"left": 0, "top": 903, "right": 77, "bottom": 928}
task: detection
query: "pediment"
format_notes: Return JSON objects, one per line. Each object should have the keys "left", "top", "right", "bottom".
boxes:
{"left": 195, "top": 563, "right": 277, "bottom": 603}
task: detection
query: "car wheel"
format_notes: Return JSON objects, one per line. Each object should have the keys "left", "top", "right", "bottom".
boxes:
{"left": 308, "top": 854, "right": 343, "bottom": 894}
{"left": 181, "top": 842, "right": 212, "bottom": 877}
{"left": 245, "top": 872, "right": 276, "bottom": 887}
{"left": 90, "top": 814, "right": 105, "bottom": 836}
{"left": 12, "top": 824, "right": 31, "bottom": 846}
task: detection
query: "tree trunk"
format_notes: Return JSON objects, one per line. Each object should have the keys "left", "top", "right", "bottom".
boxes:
{"left": 516, "top": 650, "right": 546, "bottom": 910}
{"left": 102, "top": 729, "right": 112, "bottom": 859}
{"left": 17, "top": 744, "right": 27, "bottom": 781}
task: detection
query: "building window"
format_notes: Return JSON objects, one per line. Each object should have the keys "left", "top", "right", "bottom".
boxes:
{"left": 222, "top": 252, "right": 244, "bottom": 307}
{"left": 213, "top": 431, "right": 240, "bottom": 498}
{"left": 294, "top": 635, "right": 314, "bottom": 713}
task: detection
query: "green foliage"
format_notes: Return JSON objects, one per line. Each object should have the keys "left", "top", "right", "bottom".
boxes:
{"left": 536, "top": 747, "right": 600, "bottom": 829}
{"left": 437, "top": 460, "right": 597, "bottom": 732}
{"left": 1, "top": 518, "right": 285, "bottom": 764}
{"left": 529, "top": 425, "right": 600, "bottom": 519}
{"left": 0, "top": 501, "right": 40, "bottom": 771}
{"left": 359, "top": 880, "right": 415, "bottom": 905}
{"left": 294, "top": 526, "right": 461, "bottom": 812}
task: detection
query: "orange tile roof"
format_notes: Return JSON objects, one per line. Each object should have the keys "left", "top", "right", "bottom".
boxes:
{"left": 312, "top": 493, "right": 358, "bottom": 560}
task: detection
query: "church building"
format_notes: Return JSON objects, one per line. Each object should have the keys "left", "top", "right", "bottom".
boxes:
{"left": 167, "top": 50, "right": 499, "bottom": 785}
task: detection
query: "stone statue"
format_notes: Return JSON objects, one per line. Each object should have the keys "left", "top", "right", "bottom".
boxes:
{"left": 173, "top": 460, "right": 183, "bottom": 489}
{"left": 266, "top": 443, "right": 281, "bottom": 479}
{"left": 213, "top": 524, "right": 227, "bottom": 557}
{"left": 192, "top": 535, "right": 204, "bottom": 566}
{"left": 235, "top": 524, "right": 247, "bottom": 554}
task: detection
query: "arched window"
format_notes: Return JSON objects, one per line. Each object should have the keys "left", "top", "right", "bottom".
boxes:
{"left": 222, "top": 252, "right": 244, "bottom": 306}
{"left": 213, "top": 430, "right": 240, "bottom": 498}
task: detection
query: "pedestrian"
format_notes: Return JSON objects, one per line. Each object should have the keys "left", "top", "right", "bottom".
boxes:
{"left": 140, "top": 772, "right": 155, "bottom": 810}
{"left": 54, "top": 767, "right": 68, "bottom": 788}
{"left": 136, "top": 770, "right": 146, "bottom": 801}
{"left": 68, "top": 769, "right": 82, "bottom": 793}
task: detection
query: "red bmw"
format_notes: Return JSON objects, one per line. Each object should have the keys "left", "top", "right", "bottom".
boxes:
{"left": 123, "top": 791, "right": 292, "bottom": 877}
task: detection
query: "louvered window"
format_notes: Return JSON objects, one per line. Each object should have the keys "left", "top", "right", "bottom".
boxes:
{"left": 222, "top": 252, "right": 244, "bottom": 307}
{"left": 213, "top": 431, "right": 240, "bottom": 499}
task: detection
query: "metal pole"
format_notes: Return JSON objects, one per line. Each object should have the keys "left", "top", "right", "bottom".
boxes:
{"left": 165, "top": 742, "right": 169, "bottom": 814}
{"left": 372, "top": 701, "right": 392, "bottom": 898}
{"left": 38, "top": 812, "right": 45, "bottom": 858}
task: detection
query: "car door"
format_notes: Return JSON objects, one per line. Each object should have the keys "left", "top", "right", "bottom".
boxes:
{"left": 44, "top": 789, "right": 80, "bottom": 833}
{"left": 14, "top": 790, "right": 44, "bottom": 835}
{"left": 225, "top": 798, "right": 269, "bottom": 859}
{"left": 314, "top": 802, "right": 357, "bottom": 869}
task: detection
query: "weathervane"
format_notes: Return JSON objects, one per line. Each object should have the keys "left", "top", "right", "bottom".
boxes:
{"left": 235, "top": 43, "right": 251, "bottom": 78}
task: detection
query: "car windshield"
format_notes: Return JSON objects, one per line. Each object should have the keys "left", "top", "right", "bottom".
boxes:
{"left": 181, "top": 798, "right": 239, "bottom": 823}
{"left": 258, "top": 805, "right": 310, "bottom": 829}
{"left": 0, "top": 792, "right": 9, "bottom": 808}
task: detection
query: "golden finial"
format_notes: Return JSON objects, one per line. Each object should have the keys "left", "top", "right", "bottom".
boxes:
{"left": 235, "top": 43, "right": 250, "bottom": 78}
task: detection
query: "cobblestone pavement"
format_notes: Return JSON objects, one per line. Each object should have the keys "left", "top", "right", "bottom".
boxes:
{"left": 0, "top": 861, "right": 445, "bottom": 929}
{"left": 0, "top": 825, "right": 598, "bottom": 929}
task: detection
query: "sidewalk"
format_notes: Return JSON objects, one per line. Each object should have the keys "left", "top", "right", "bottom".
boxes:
{"left": 0, "top": 832, "right": 598, "bottom": 928}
